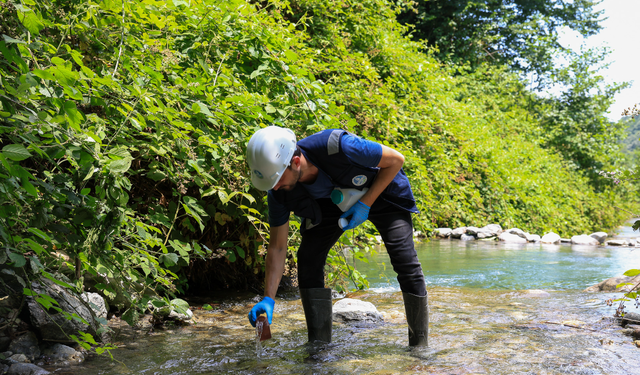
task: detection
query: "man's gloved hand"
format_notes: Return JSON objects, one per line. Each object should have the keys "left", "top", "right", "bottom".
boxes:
{"left": 248, "top": 296, "right": 275, "bottom": 327}
{"left": 340, "top": 200, "right": 371, "bottom": 231}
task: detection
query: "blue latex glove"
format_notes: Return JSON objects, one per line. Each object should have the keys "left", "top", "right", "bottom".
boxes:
{"left": 248, "top": 296, "right": 275, "bottom": 327}
{"left": 340, "top": 200, "right": 371, "bottom": 231}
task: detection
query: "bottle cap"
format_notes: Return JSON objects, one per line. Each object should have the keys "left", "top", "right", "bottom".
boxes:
{"left": 338, "top": 218, "right": 349, "bottom": 229}
{"left": 331, "top": 189, "right": 344, "bottom": 204}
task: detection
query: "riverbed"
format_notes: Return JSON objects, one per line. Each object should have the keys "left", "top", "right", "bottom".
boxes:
{"left": 47, "top": 225, "right": 640, "bottom": 374}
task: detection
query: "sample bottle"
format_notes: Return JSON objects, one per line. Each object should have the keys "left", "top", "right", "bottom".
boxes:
{"left": 331, "top": 187, "right": 368, "bottom": 229}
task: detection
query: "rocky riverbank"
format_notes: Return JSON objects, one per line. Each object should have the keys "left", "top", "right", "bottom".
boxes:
{"left": 432, "top": 224, "right": 639, "bottom": 247}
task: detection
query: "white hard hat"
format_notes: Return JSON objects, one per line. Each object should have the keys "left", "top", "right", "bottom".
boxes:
{"left": 246, "top": 126, "right": 297, "bottom": 191}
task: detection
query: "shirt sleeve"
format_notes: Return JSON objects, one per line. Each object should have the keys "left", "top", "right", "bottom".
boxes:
{"left": 340, "top": 133, "right": 383, "bottom": 167}
{"left": 267, "top": 190, "right": 291, "bottom": 227}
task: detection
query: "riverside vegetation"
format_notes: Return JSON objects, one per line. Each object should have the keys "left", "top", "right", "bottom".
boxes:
{"left": 0, "top": 0, "right": 638, "bottom": 358}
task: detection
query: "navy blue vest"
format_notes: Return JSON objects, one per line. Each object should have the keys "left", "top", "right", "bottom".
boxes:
{"left": 270, "top": 129, "right": 418, "bottom": 225}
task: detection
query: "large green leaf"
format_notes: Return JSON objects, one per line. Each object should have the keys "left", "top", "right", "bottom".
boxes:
{"left": 2, "top": 144, "right": 31, "bottom": 161}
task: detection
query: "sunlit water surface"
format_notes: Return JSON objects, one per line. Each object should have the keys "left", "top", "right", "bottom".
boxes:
{"left": 48, "top": 224, "right": 640, "bottom": 374}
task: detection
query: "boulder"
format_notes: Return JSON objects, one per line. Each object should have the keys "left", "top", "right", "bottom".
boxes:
{"left": 476, "top": 232, "right": 494, "bottom": 239}
{"left": 41, "top": 343, "right": 84, "bottom": 365}
{"left": 590, "top": 232, "right": 607, "bottom": 244}
{"left": 540, "top": 232, "right": 561, "bottom": 244}
{"left": 332, "top": 298, "right": 383, "bottom": 326}
{"left": 8, "top": 332, "right": 40, "bottom": 362}
{"left": 81, "top": 292, "right": 108, "bottom": 319}
{"left": 450, "top": 227, "right": 467, "bottom": 239}
{"left": 465, "top": 227, "right": 481, "bottom": 235}
{"left": 434, "top": 228, "right": 452, "bottom": 238}
{"left": 460, "top": 234, "right": 475, "bottom": 241}
{"left": 498, "top": 232, "right": 527, "bottom": 243}
{"left": 27, "top": 278, "right": 107, "bottom": 343}
{"left": 584, "top": 275, "right": 640, "bottom": 292}
{"left": 7, "top": 363, "right": 50, "bottom": 375}
{"left": 480, "top": 224, "right": 502, "bottom": 236}
{"left": 525, "top": 233, "right": 540, "bottom": 242}
{"left": 506, "top": 228, "right": 527, "bottom": 239}
{"left": 560, "top": 238, "right": 572, "bottom": 243}
{"left": 571, "top": 235, "right": 600, "bottom": 246}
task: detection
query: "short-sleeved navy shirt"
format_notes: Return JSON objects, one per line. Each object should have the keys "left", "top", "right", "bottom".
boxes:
{"left": 267, "top": 133, "right": 382, "bottom": 226}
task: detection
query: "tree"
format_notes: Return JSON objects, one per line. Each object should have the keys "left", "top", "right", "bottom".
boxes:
{"left": 396, "top": 0, "right": 603, "bottom": 88}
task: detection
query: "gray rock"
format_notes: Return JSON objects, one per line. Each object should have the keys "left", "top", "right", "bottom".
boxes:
{"left": 465, "top": 227, "right": 481, "bottom": 235}
{"left": 27, "top": 278, "right": 107, "bottom": 343}
{"left": 460, "top": 234, "right": 475, "bottom": 241}
{"left": 584, "top": 275, "right": 640, "bottom": 292}
{"left": 450, "top": 227, "right": 467, "bottom": 239}
{"left": 81, "top": 292, "right": 108, "bottom": 319}
{"left": 476, "top": 232, "right": 493, "bottom": 239}
{"left": 7, "top": 363, "right": 50, "bottom": 375}
{"left": 8, "top": 332, "right": 40, "bottom": 362}
{"left": 434, "top": 228, "right": 452, "bottom": 238}
{"left": 571, "top": 235, "right": 600, "bottom": 246}
{"left": 540, "top": 232, "right": 561, "bottom": 244}
{"left": 506, "top": 228, "right": 527, "bottom": 239}
{"left": 332, "top": 298, "right": 383, "bottom": 326}
{"left": 525, "top": 234, "right": 541, "bottom": 242}
{"left": 168, "top": 308, "right": 193, "bottom": 321}
{"left": 498, "top": 232, "right": 527, "bottom": 243}
{"left": 480, "top": 224, "right": 503, "bottom": 236}
{"left": 41, "top": 343, "right": 84, "bottom": 365}
{"left": 0, "top": 364, "right": 8, "bottom": 374}
{"left": 590, "top": 232, "right": 607, "bottom": 244}
{"left": 559, "top": 238, "right": 572, "bottom": 243}
{"left": 606, "top": 240, "right": 628, "bottom": 246}
{"left": 9, "top": 354, "right": 28, "bottom": 363}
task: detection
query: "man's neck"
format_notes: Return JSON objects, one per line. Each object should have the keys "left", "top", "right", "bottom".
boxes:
{"left": 298, "top": 154, "right": 318, "bottom": 184}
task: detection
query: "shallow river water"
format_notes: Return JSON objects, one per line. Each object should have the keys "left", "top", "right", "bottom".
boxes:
{"left": 48, "top": 225, "right": 640, "bottom": 374}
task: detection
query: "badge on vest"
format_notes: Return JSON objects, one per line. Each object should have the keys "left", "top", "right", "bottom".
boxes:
{"left": 352, "top": 175, "right": 367, "bottom": 186}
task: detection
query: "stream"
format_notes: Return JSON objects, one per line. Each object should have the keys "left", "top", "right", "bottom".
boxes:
{"left": 47, "top": 224, "right": 640, "bottom": 374}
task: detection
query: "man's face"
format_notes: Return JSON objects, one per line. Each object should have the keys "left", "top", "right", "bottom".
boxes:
{"left": 273, "top": 164, "right": 300, "bottom": 191}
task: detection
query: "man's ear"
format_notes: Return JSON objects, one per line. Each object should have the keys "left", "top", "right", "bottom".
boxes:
{"left": 290, "top": 155, "right": 301, "bottom": 168}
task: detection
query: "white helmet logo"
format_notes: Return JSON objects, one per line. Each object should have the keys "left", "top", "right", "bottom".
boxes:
{"left": 253, "top": 170, "right": 264, "bottom": 179}
{"left": 352, "top": 175, "right": 367, "bottom": 186}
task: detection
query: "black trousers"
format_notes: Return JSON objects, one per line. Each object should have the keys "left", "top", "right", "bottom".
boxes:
{"left": 297, "top": 198, "right": 427, "bottom": 296}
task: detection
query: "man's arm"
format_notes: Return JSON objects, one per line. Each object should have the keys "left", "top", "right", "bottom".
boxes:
{"left": 359, "top": 145, "right": 404, "bottom": 208}
{"left": 264, "top": 221, "right": 289, "bottom": 299}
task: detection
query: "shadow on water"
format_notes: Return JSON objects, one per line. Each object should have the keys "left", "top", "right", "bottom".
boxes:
{"left": 48, "top": 225, "right": 640, "bottom": 374}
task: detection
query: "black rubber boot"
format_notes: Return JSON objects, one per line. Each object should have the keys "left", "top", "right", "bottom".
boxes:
{"left": 403, "top": 291, "right": 428, "bottom": 346}
{"left": 300, "top": 288, "right": 333, "bottom": 343}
